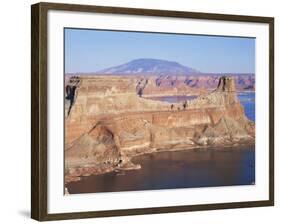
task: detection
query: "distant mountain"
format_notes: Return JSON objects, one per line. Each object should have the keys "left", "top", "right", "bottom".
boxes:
{"left": 66, "top": 58, "right": 255, "bottom": 91}
{"left": 98, "top": 58, "right": 200, "bottom": 76}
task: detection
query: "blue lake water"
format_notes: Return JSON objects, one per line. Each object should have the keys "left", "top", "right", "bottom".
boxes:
{"left": 147, "top": 95, "right": 198, "bottom": 103}
{"left": 238, "top": 92, "right": 255, "bottom": 121}
{"left": 67, "top": 146, "right": 255, "bottom": 194}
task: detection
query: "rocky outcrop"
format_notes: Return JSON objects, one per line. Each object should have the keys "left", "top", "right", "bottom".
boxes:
{"left": 137, "top": 76, "right": 205, "bottom": 97}
{"left": 183, "top": 74, "right": 255, "bottom": 91}
{"left": 129, "top": 74, "right": 255, "bottom": 96}
{"left": 65, "top": 76, "right": 255, "bottom": 183}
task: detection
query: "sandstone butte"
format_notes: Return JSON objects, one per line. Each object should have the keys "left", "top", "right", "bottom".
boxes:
{"left": 64, "top": 76, "right": 255, "bottom": 183}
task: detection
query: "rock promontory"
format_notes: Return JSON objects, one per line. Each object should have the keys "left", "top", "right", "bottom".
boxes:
{"left": 64, "top": 76, "right": 255, "bottom": 183}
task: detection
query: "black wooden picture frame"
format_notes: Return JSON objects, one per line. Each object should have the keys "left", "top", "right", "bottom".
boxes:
{"left": 31, "top": 2, "right": 274, "bottom": 221}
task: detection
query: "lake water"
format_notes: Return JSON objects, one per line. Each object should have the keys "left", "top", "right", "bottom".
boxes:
{"left": 66, "top": 92, "right": 255, "bottom": 194}
{"left": 67, "top": 146, "right": 255, "bottom": 194}
{"left": 238, "top": 92, "right": 255, "bottom": 121}
{"left": 147, "top": 95, "right": 198, "bottom": 103}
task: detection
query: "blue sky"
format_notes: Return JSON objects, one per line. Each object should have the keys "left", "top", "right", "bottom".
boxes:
{"left": 65, "top": 28, "right": 255, "bottom": 74}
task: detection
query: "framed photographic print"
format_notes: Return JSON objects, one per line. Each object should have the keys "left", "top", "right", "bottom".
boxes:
{"left": 31, "top": 2, "right": 274, "bottom": 221}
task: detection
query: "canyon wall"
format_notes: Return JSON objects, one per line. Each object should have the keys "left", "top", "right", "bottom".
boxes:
{"left": 64, "top": 76, "right": 255, "bottom": 182}
{"left": 136, "top": 76, "right": 206, "bottom": 97}
{"left": 148, "top": 74, "right": 255, "bottom": 91}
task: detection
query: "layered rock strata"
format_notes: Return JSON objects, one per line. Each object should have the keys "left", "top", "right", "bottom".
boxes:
{"left": 65, "top": 76, "right": 255, "bottom": 183}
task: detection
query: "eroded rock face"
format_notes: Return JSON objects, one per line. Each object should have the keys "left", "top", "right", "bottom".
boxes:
{"left": 138, "top": 74, "right": 255, "bottom": 92}
{"left": 65, "top": 76, "right": 255, "bottom": 182}
{"left": 66, "top": 124, "right": 119, "bottom": 165}
{"left": 137, "top": 76, "right": 206, "bottom": 97}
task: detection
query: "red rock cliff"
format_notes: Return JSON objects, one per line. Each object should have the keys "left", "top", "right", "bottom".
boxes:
{"left": 64, "top": 76, "right": 254, "bottom": 181}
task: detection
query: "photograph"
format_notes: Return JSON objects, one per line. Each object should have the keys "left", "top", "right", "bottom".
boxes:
{"left": 64, "top": 28, "right": 256, "bottom": 194}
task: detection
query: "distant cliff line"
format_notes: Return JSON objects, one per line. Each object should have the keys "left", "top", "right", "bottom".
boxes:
{"left": 65, "top": 73, "right": 255, "bottom": 94}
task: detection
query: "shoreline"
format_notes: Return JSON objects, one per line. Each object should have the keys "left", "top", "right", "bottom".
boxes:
{"left": 64, "top": 76, "right": 255, "bottom": 189}
{"left": 65, "top": 141, "right": 255, "bottom": 186}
